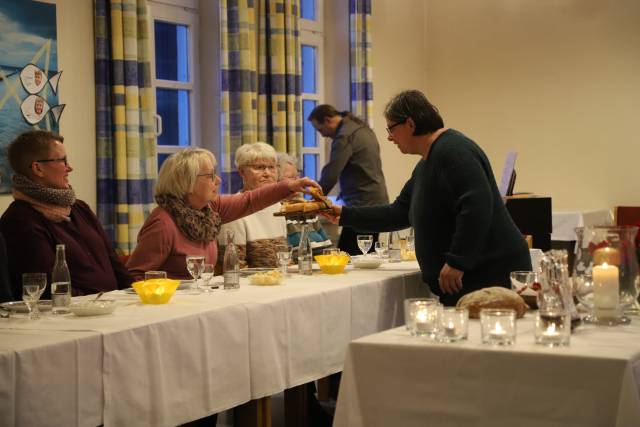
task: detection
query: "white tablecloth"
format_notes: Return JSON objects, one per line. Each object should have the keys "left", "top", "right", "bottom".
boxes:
{"left": 0, "top": 261, "right": 423, "bottom": 427}
{"left": 334, "top": 317, "right": 640, "bottom": 427}
{"left": 552, "top": 209, "right": 613, "bottom": 241}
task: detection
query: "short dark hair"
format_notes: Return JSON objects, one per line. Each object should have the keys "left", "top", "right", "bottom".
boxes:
{"left": 384, "top": 90, "right": 444, "bottom": 135}
{"left": 8, "top": 130, "right": 63, "bottom": 176}
{"left": 307, "top": 104, "right": 366, "bottom": 126}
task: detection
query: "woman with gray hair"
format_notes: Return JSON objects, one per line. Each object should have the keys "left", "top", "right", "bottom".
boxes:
{"left": 324, "top": 90, "right": 531, "bottom": 306}
{"left": 127, "top": 147, "right": 319, "bottom": 279}
{"left": 217, "top": 143, "right": 290, "bottom": 268}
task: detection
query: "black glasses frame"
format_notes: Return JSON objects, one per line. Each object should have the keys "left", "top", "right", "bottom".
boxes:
{"left": 35, "top": 156, "right": 68, "bottom": 166}
{"left": 386, "top": 119, "right": 407, "bottom": 134}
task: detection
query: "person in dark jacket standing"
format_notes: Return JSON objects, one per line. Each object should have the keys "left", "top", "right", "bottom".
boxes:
{"left": 323, "top": 90, "right": 531, "bottom": 305}
{"left": 308, "top": 104, "right": 389, "bottom": 254}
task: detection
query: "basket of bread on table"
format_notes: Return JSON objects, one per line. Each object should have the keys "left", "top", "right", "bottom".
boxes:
{"left": 274, "top": 187, "right": 333, "bottom": 221}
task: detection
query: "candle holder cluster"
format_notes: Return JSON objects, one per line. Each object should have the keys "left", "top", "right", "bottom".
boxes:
{"left": 573, "top": 226, "right": 640, "bottom": 325}
{"left": 405, "top": 299, "right": 469, "bottom": 342}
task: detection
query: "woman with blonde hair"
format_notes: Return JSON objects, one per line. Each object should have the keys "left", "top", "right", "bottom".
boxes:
{"left": 127, "top": 147, "right": 319, "bottom": 279}
{"left": 217, "top": 142, "right": 288, "bottom": 268}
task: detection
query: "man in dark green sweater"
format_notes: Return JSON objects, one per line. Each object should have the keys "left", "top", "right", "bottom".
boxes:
{"left": 324, "top": 90, "right": 531, "bottom": 305}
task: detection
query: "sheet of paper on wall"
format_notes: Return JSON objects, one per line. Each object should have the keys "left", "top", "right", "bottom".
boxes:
{"left": 498, "top": 151, "right": 517, "bottom": 197}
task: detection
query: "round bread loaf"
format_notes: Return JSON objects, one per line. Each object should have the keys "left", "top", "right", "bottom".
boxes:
{"left": 456, "top": 286, "right": 529, "bottom": 318}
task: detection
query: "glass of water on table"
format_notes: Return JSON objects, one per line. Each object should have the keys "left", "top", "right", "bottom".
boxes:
{"left": 186, "top": 255, "right": 205, "bottom": 293}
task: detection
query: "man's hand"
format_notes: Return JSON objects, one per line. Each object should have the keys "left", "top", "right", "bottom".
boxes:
{"left": 320, "top": 205, "right": 342, "bottom": 224}
{"left": 438, "top": 263, "right": 464, "bottom": 295}
{"left": 287, "top": 177, "right": 322, "bottom": 194}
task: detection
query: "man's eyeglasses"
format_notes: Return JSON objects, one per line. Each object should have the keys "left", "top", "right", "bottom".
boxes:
{"left": 386, "top": 119, "right": 407, "bottom": 135}
{"left": 35, "top": 156, "right": 68, "bottom": 166}
{"left": 247, "top": 164, "right": 277, "bottom": 172}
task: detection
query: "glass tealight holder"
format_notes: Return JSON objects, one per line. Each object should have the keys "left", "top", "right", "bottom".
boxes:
{"left": 480, "top": 309, "right": 517, "bottom": 346}
{"left": 535, "top": 309, "right": 570, "bottom": 347}
{"left": 408, "top": 300, "right": 442, "bottom": 340}
{"left": 439, "top": 307, "right": 469, "bottom": 343}
{"left": 404, "top": 296, "right": 440, "bottom": 330}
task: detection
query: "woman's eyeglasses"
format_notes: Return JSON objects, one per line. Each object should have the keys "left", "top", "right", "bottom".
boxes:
{"left": 197, "top": 172, "right": 216, "bottom": 181}
{"left": 386, "top": 119, "right": 407, "bottom": 135}
{"left": 247, "top": 164, "right": 277, "bottom": 172}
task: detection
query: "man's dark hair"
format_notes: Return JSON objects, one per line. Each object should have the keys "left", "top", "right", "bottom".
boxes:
{"left": 384, "top": 90, "right": 444, "bottom": 135}
{"left": 307, "top": 104, "right": 366, "bottom": 126}
{"left": 8, "top": 130, "right": 63, "bottom": 176}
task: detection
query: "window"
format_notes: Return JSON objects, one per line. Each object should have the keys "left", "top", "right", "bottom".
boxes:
{"left": 300, "top": 0, "right": 323, "bottom": 180}
{"left": 150, "top": 1, "right": 199, "bottom": 171}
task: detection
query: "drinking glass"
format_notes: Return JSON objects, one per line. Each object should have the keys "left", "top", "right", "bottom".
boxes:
{"left": 277, "top": 245, "right": 293, "bottom": 276}
{"left": 145, "top": 271, "right": 167, "bottom": 281}
{"left": 357, "top": 235, "right": 373, "bottom": 257}
{"left": 406, "top": 228, "right": 415, "bottom": 251}
{"left": 374, "top": 241, "right": 389, "bottom": 259}
{"left": 22, "top": 273, "right": 46, "bottom": 320}
{"left": 186, "top": 255, "right": 205, "bottom": 293}
{"left": 201, "top": 264, "right": 217, "bottom": 292}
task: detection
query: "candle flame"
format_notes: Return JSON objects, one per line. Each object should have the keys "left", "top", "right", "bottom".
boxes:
{"left": 495, "top": 322, "right": 504, "bottom": 333}
{"left": 447, "top": 321, "right": 455, "bottom": 329}
{"left": 416, "top": 309, "right": 428, "bottom": 322}
{"left": 547, "top": 323, "right": 556, "bottom": 333}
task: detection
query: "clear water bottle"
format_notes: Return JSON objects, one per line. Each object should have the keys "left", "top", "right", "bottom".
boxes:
{"left": 51, "top": 244, "right": 71, "bottom": 314}
{"left": 223, "top": 231, "right": 240, "bottom": 290}
{"left": 388, "top": 231, "right": 402, "bottom": 263}
{"left": 298, "top": 223, "right": 313, "bottom": 275}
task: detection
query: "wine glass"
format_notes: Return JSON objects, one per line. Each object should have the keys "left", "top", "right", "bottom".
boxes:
{"left": 186, "top": 255, "right": 205, "bottom": 293}
{"left": 22, "top": 273, "right": 46, "bottom": 320}
{"left": 374, "top": 241, "right": 389, "bottom": 259}
{"left": 201, "top": 263, "right": 217, "bottom": 292}
{"left": 357, "top": 235, "right": 373, "bottom": 257}
{"left": 276, "top": 245, "right": 293, "bottom": 276}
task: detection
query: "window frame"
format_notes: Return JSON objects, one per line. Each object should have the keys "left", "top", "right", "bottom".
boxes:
{"left": 299, "top": 0, "right": 324, "bottom": 181}
{"left": 149, "top": 1, "right": 200, "bottom": 162}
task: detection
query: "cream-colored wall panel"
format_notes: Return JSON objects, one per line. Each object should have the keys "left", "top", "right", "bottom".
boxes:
{"left": 425, "top": 0, "right": 640, "bottom": 210}
{"left": 0, "top": 0, "right": 96, "bottom": 213}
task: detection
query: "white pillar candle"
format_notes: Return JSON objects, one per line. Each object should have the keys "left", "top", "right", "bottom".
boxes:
{"left": 592, "top": 263, "right": 619, "bottom": 309}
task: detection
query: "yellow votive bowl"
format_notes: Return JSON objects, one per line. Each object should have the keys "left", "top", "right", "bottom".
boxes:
{"left": 132, "top": 279, "right": 180, "bottom": 304}
{"left": 314, "top": 254, "right": 350, "bottom": 274}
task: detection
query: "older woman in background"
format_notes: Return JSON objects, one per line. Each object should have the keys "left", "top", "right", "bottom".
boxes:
{"left": 217, "top": 143, "right": 289, "bottom": 269}
{"left": 277, "top": 152, "right": 333, "bottom": 254}
{"left": 127, "top": 147, "right": 319, "bottom": 279}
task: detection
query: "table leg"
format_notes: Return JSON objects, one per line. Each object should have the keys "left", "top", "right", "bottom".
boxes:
{"left": 234, "top": 397, "right": 271, "bottom": 427}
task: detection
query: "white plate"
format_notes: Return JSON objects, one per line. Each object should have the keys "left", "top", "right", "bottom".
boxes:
{"left": 69, "top": 300, "right": 116, "bottom": 316}
{"left": 351, "top": 256, "right": 383, "bottom": 269}
{"left": 0, "top": 300, "right": 52, "bottom": 314}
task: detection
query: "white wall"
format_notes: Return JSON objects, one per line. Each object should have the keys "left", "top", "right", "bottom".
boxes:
{"left": 0, "top": 0, "right": 96, "bottom": 213}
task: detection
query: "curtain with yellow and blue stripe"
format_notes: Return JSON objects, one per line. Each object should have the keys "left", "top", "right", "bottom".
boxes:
{"left": 350, "top": 0, "right": 373, "bottom": 127}
{"left": 220, "top": 0, "right": 301, "bottom": 193}
{"left": 94, "top": 0, "right": 156, "bottom": 254}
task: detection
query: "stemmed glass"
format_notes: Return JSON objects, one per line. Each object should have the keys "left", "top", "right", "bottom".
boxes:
{"left": 276, "top": 245, "right": 293, "bottom": 276}
{"left": 357, "top": 235, "right": 373, "bottom": 258}
{"left": 201, "top": 263, "right": 217, "bottom": 292}
{"left": 22, "top": 273, "right": 47, "bottom": 320}
{"left": 186, "top": 255, "right": 205, "bottom": 294}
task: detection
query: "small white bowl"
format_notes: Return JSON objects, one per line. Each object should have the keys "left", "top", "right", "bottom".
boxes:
{"left": 352, "top": 256, "right": 383, "bottom": 269}
{"left": 69, "top": 299, "right": 117, "bottom": 316}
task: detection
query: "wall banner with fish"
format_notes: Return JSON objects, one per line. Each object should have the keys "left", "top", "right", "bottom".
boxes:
{"left": 0, "top": 0, "right": 63, "bottom": 194}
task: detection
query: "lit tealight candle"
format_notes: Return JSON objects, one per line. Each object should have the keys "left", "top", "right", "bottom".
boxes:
{"left": 542, "top": 323, "right": 559, "bottom": 337}
{"left": 489, "top": 322, "right": 506, "bottom": 338}
{"left": 444, "top": 321, "right": 456, "bottom": 337}
{"left": 415, "top": 308, "right": 429, "bottom": 333}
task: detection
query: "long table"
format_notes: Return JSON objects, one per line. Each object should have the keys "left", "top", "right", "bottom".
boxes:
{"left": 0, "top": 261, "right": 423, "bottom": 427}
{"left": 334, "top": 316, "right": 640, "bottom": 427}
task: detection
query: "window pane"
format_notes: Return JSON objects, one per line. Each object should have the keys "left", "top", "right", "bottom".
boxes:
{"left": 301, "top": 45, "right": 316, "bottom": 94}
{"left": 157, "top": 153, "right": 172, "bottom": 171}
{"left": 303, "top": 100, "right": 317, "bottom": 148}
{"left": 303, "top": 154, "right": 317, "bottom": 181}
{"left": 301, "top": 0, "right": 316, "bottom": 20}
{"left": 155, "top": 21, "right": 189, "bottom": 82}
{"left": 157, "top": 88, "right": 190, "bottom": 146}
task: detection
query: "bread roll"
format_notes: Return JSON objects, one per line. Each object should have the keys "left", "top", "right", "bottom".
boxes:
{"left": 456, "top": 286, "right": 529, "bottom": 318}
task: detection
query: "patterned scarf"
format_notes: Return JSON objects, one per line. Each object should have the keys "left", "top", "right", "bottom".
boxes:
{"left": 12, "top": 173, "right": 76, "bottom": 223}
{"left": 155, "top": 193, "right": 221, "bottom": 243}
